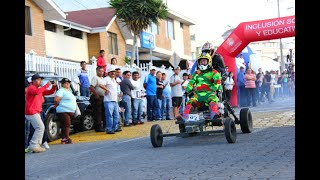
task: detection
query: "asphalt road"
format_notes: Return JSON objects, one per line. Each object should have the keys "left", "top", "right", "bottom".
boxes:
{"left": 25, "top": 97, "right": 295, "bottom": 180}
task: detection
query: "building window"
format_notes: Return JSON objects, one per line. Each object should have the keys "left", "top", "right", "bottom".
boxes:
{"left": 63, "top": 27, "right": 83, "bottom": 39}
{"left": 167, "top": 18, "right": 175, "bottom": 40}
{"left": 150, "top": 22, "right": 159, "bottom": 34}
{"left": 44, "top": 21, "right": 56, "bottom": 32}
{"left": 108, "top": 32, "right": 118, "bottom": 55}
{"left": 25, "top": 6, "right": 32, "bottom": 35}
{"left": 180, "top": 22, "right": 183, "bottom": 29}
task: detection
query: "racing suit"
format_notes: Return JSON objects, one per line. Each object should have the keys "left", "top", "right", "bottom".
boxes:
{"left": 183, "top": 68, "right": 222, "bottom": 120}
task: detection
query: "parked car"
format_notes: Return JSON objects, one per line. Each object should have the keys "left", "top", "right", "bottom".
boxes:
{"left": 25, "top": 72, "right": 94, "bottom": 141}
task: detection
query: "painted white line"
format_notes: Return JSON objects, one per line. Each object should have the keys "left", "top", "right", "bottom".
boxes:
{"left": 253, "top": 127, "right": 269, "bottom": 133}
{"left": 78, "top": 136, "right": 145, "bottom": 154}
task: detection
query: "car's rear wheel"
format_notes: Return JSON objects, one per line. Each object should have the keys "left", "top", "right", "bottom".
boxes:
{"left": 45, "top": 113, "right": 61, "bottom": 142}
{"left": 78, "top": 110, "right": 94, "bottom": 132}
{"left": 240, "top": 108, "right": 253, "bottom": 133}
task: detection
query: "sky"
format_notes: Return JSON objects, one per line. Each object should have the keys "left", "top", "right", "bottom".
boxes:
{"left": 52, "top": 0, "right": 295, "bottom": 42}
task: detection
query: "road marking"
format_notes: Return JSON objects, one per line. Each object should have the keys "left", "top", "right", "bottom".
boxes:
{"left": 78, "top": 136, "right": 145, "bottom": 154}
{"left": 253, "top": 127, "right": 269, "bottom": 133}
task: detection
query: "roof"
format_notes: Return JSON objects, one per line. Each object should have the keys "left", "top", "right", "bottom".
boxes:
{"left": 66, "top": 7, "right": 116, "bottom": 28}
{"left": 33, "top": 0, "right": 66, "bottom": 21}
{"left": 167, "top": 9, "right": 196, "bottom": 26}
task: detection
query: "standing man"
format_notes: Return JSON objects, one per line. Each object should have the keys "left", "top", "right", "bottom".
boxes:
{"left": 89, "top": 66, "right": 106, "bottom": 132}
{"left": 237, "top": 54, "right": 246, "bottom": 70}
{"left": 130, "top": 71, "right": 145, "bottom": 125}
{"left": 156, "top": 71, "right": 164, "bottom": 120}
{"left": 256, "top": 68, "right": 264, "bottom": 104}
{"left": 170, "top": 66, "right": 183, "bottom": 119}
{"left": 161, "top": 73, "right": 172, "bottom": 120}
{"left": 102, "top": 67, "right": 121, "bottom": 134}
{"left": 143, "top": 66, "right": 159, "bottom": 121}
{"left": 120, "top": 71, "right": 135, "bottom": 126}
{"left": 115, "top": 68, "right": 124, "bottom": 125}
{"left": 73, "top": 61, "right": 91, "bottom": 97}
{"left": 237, "top": 66, "right": 246, "bottom": 107}
{"left": 97, "top": 50, "right": 107, "bottom": 77}
{"left": 25, "top": 74, "right": 56, "bottom": 153}
{"left": 180, "top": 73, "right": 189, "bottom": 114}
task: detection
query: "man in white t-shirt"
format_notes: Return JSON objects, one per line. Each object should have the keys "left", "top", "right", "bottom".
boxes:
{"left": 89, "top": 66, "right": 107, "bottom": 132}
{"left": 170, "top": 66, "right": 183, "bottom": 119}
{"left": 102, "top": 67, "right": 121, "bottom": 134}
{"left": 130, "top": 71, "right": 145, "bottom": 125}
{"left": 236, "top": 54, "right": 246, "bottom": 70}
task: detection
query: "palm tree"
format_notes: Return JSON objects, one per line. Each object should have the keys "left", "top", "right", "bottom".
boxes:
{"left": 109, "top": 0, "right": 168, "bottom": 67}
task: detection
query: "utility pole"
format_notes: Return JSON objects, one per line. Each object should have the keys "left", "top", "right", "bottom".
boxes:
{"left": 277, "top": 0, "right": 284, "bottom": 72}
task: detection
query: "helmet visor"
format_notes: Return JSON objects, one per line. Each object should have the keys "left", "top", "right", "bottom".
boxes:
{"left": 201, "top": 51, "right": 210, "bottom": 56}
{"left": 198, "top": 58, "right": 208, "bottom": 65}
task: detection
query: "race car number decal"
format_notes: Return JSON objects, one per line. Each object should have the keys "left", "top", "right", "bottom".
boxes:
{"left": 187, "top": 114, "right": 200, "bottom": 121}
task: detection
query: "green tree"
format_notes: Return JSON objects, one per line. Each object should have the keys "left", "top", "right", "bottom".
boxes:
{"left": 109, "top": 0, "right": 168, "bottom": 67}
{"left": 124, "top": 56, "right": 131, "bottom": 65}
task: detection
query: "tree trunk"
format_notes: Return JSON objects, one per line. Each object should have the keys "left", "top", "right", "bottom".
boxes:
{"left": 131, "top": 35, "right": 137, "bottom": 68}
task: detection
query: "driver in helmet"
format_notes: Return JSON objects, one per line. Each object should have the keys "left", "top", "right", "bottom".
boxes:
{"left": 177, "top": 53, "right": 222, "bottom": 122}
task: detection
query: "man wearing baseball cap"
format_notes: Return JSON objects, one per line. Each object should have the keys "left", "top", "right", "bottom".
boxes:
{"left": 143, "top": 66, "right": 160, "bottom": 121}
{"left": 25, "top": 74, "right": 57, "bottom": 153}
{"left": 101, "top": 67, "right": 121, "bottom": 134}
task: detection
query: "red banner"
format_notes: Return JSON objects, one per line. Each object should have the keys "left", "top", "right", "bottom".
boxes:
{"left": 216, "top": 16, "right": 295, "bottom": 107}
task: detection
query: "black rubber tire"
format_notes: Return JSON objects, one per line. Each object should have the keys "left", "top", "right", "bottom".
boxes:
{"left": 78, "top": 110, "right": 94, "bottom": 132}
{"left": 224, "top": 118, "right": 237, "bottom": 143}
{"left": 45, "top": 113, "right": 61, "bottom": 142}
{"left": 179, "top": 124, "right": 186, "bottom": 133}
{"left": 240, "top": 108, "right": 253, "bottom": 133}
{"left": 150, "top": 124, "right": 163, "bottom": 148}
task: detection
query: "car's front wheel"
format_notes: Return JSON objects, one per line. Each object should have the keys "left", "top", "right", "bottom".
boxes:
{"left": 45, "top": 113, "right": 61, "bottom": 142}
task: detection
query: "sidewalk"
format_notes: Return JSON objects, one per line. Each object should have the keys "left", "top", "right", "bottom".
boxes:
{"left": 49, "top": 110, "right": 295, "bottom": 145}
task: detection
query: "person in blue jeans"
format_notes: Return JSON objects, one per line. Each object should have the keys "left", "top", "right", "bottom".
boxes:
{"left": 143, "top": 66, "right": 160, "bottom": 121}
{"left": 161, "top": 73, "right": 172, "bottom": 120}
{"left": 130, "top": 71, "right": 145, "bottom": 125}
{"left": 237, "top": 66, "right": 246, "bottom": 107}
{"left": 156, "top": 71, "right": 164, "bottom": 120}
{"left": 179, "top": 73, "right": 189, "bottom": 114}
{"left": 120, "top": 71, "right": 135, "bottom": 126}
{"left": 102, "top": 67, "right": 121, "bottom": 134}
{"left": 115, "top": 68, "right": 124, "bottom": 126}
{"left": 73, "top": 61, "right": 91, "bottom": 97}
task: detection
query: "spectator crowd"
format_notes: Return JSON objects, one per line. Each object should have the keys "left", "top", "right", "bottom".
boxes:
{"left": 237, "top": 63, "right": 295, "bottom": 107}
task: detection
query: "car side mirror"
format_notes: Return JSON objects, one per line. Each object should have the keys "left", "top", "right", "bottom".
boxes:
{"left": 73, "top": 90, "right": 78, "bottom": 96}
